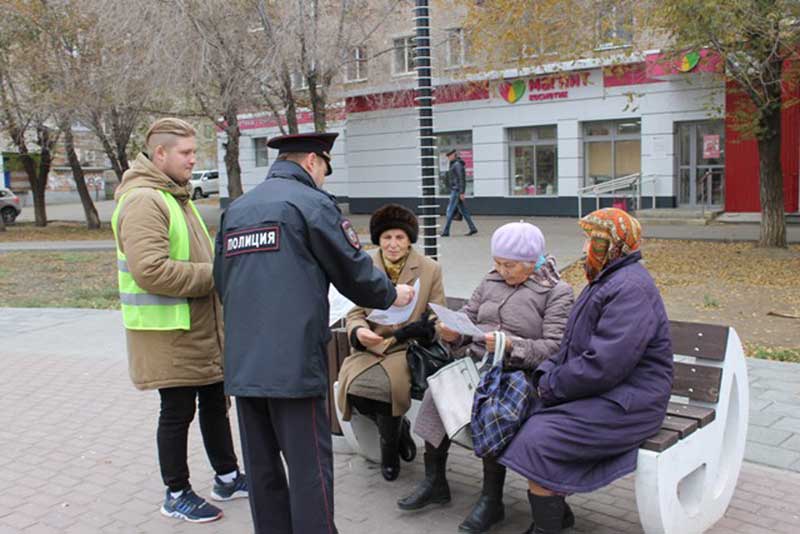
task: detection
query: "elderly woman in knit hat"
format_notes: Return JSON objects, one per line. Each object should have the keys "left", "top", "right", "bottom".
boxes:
{"left": 337, "top": 204, "right": 446, "bottom": 482}
{"left": 397, "top": 221, "right": 574, "bottom": 534}
{"left": 499, "top": 208, "right": 673, "bottom": 534}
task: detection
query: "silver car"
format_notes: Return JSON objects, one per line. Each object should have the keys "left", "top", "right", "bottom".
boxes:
{"left": 189, "top": 170, "right": 220, "bottom": 200}
{"left": 0, "top": 187, "right": 21, "bottom": 224}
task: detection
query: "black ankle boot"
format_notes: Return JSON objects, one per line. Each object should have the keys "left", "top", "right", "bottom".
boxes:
{"left": 524, "top": 492, "right": 568, "bottom": 534}
{"left": 458, "top": 458, "right": 506, "bottom": 533}
{"left": 397, "top": 442, "right": 451, "bottom": 510}
{"left": 398, "top": 417, "right": 417, "bottom": 462}
{"left": 376, "top": 415, "right": 401, "bottom": 481}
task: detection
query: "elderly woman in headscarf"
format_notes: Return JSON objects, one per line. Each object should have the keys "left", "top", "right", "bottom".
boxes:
{"left": 397, "top": 222, "right": 573, "bottom": 534}
{"left": 337, "top": 204, "right": 445, "bottom": 482}
{"left": 499, "top": 208, "right": 673, "bottom": 534}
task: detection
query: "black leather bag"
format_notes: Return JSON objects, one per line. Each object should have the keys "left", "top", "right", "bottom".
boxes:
{"left": 406, "top": 340, "right": 451, "bottom": 400}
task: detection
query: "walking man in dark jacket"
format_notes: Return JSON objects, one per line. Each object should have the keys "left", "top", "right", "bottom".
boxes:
{"left": 214, "top": 132, "right": 415, "bottom": 534}
{"left": 441, "top": 149, "right": 478, "bottom": 237}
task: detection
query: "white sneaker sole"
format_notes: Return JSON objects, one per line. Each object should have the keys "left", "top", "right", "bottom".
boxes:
{"left": 210, "top": 489, "right": 249, "bottom": 502}
{"left": 160, "top": 505, "right": 223, "bottom": 523}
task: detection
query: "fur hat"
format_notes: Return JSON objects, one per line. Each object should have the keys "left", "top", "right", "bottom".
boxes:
{"left": 370, "top": 204, "right": 419, "bottom": 245}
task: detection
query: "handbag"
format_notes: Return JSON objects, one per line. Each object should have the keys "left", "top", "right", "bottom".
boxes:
{"left": 406, "top": 340, "right": 451, "bottom": 401}
{"left": 471, "top": 332, "right": 534, "bottom": 458}
{"left": 427, "top": 336, "right": 499, "bottom": 449}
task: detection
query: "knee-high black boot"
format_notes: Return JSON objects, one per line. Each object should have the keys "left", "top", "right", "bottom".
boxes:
{"left": 458, "top": 457, "right": 506, "bottom": 533}
{"left": 376, "top": 414, "right": 402, "bottom": 481}
{"left": 524, "top": 492, "right": 573, "bottom": 534}
{"left": 397, "top": 439, "right": 451, "bottom": 510}
{"left": 399, "top": 416, "right": 417, "bottom": 462}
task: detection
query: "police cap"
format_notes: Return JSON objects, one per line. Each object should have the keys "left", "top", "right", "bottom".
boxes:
{"left": 267, "top": 132, "right": 339, "bottom": 175}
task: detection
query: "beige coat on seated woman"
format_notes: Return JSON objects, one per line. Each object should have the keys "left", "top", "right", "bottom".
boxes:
{"left": 337, "top": 245, "right": 445, "bottom": 420}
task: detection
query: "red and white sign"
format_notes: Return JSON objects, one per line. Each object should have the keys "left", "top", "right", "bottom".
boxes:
{"left": 528, "top": 71, "right": 592, "bottom": 102}
{"left": 460, "top": 149, "right": 474, "bottom": 178}
{"left": 703, "top": 135, "right": 721, "bottom": 159}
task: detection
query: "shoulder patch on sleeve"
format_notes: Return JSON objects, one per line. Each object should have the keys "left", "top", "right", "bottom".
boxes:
{"left": 224, "top": 226, "right": 280, "bottom": 257}
{"left": 341, "top": 219, "right": 361, "bottom": 250}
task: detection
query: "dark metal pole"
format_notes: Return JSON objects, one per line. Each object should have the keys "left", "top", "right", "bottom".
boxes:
{"left": 413, "top": 0, "right": 438, "bottom": 260}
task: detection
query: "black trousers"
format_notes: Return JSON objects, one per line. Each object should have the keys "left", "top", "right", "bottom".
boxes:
{"left": 236, "top": 396, "right": 337, "bottom": 534}
{"left": 157, "top": 382, "right": 239, "bottom": 492}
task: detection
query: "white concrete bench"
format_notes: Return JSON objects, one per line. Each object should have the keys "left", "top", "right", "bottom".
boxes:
{"left": 328, "top": 319, "right": 748, "bottom": 534}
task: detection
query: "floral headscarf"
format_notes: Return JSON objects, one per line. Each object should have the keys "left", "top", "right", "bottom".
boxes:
{"left": 578, "top": 208, "right": 642, "bottom": 282}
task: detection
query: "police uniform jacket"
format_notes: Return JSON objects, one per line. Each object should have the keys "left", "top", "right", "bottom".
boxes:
{"left": 214, "top": 160, "right": 397, "bottom": 398}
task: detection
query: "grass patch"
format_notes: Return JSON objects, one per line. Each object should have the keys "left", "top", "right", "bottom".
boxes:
{"left": 0, "top": 250, "right": 118, "bottom": 309}
{"left": 745, "top": 344, "right": 800, "bottom": 363}
{"left": 0, "top": 221, "right": 114, "bottom": 242}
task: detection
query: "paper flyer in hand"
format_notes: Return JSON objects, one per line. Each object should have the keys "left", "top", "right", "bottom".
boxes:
{"left": 328, "top": 285, "right": 355, "bottom": 326}
{"left": 366, "top": 279, "right": 421, "bottom": 326}
{"left": 428, "top": 302, "right": 486, "bottom": 338}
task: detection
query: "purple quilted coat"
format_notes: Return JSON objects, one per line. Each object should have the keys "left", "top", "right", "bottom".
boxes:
{"left": 499, "top": 252, "right": 673, "bottom": 493}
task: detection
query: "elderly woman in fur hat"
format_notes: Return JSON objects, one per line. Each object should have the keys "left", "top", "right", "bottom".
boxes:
{"left": 337, "top": 204, "right": 446, "bottom": 482}
{"left": 397, "top": 222, "right": 574, "bottom": 534}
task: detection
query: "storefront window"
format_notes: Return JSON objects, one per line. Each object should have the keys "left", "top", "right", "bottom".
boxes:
{"left": 584, "top": 119, "right": 641, "bottom": 186}
{"left": 437, "top": 131, "right": 473, "bottom": 195}
{"left": 509, "top": 125, "right": 558, "bottom": 196}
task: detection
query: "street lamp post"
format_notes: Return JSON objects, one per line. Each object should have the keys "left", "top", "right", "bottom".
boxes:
{"left": 413, "top": 0, "right": 438, "bottom": 260}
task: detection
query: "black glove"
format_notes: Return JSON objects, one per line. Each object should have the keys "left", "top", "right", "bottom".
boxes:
{"left": 393, "top": 311, "right": 436, "bottom": 346}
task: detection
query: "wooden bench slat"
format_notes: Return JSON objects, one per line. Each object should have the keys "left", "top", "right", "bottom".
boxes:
{"left": 672, "top": 362, "right": 722, "bottom": 403}
{"left": 669, "top": 320, "right": 728, "bottom": 361}
{"left": 641, "top": 429, "right": 680, "bottom": 452}
{"left": 667, "top": 402, "right": 716, "bottom": 428}
{"left": 660, "top": 414, "right": 699, "bottom": 438}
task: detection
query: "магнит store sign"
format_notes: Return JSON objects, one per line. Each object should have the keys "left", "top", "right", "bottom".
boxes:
{"left": 498, "top": 69, "right": 600, "bottom": 103}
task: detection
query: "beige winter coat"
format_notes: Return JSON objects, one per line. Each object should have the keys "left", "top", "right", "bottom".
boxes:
{"left": 336, "top": 248, "right": 446, "bottom": 419}
{"left": 114, "top": 153, "right": 224, "bottom": 390}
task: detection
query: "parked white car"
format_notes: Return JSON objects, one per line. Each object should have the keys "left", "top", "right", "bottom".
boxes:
{"left": 0, "top": 186, "right": 21, "bottom": 224}
{"left": 189, "top": 170, "right": 219, "bottom": 200}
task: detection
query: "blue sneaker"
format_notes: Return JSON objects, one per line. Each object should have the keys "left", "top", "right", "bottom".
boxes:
{"left": 161, "top": 488, "right": 223, "bottom": 523}
{"left": 211, "top": 471, "right": 248, "bottom": 501}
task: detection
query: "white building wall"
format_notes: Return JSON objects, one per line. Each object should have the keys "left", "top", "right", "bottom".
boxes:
{"left": 218, "top": 119, "right": 348, "bottom": 201}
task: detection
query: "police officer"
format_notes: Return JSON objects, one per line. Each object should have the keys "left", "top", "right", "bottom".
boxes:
{"left": 214, "top": 132, "right": 414, "bottom": 534}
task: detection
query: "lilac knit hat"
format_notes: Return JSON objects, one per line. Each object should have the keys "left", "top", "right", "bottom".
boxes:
{"left": 491, "top": 222, "right": 545, "bottom": 263}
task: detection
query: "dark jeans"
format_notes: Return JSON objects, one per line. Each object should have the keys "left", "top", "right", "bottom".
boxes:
{"left": 442, "top": 190, "right": 477, "bottom": 234}
{"left": 157, "top": 382, "right": 239, "bottom": 492}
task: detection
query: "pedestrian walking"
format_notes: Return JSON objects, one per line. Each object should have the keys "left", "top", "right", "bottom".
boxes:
{"left": 111, "top": 118, "right": 247, "bottom": 524}
{"left": 214, "top": 132, "right": 415, "bottom": 534}
{"left": 441, "top": 149, "right": 478, "bottom": 237}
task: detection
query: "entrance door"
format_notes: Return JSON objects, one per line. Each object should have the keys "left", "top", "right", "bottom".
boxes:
{"left": 677, "top": 121, "right": 725, "bottom": 207}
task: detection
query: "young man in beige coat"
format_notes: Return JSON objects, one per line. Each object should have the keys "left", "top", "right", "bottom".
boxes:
{"left": 112, "top": 118, "right": 246, "bottom": 523}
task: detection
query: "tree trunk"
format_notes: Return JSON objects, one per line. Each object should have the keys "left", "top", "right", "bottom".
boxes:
{"left": 32, "top": 125, "right": 58, "bottom": 227}
{"left": 89, "top": 113, "right": 125, "bottom": 181}
{"left": 281, "top": 65, "right": 299, "bottom": 134}
{"left": 110, "top": 107, "right": 132, "bottom": 175}
{"left": 757, "top": 105, "right": 786, "bottom": 248}
{"left": 308, "top": 72, "right": 327, "bottom": 132}
{"left": 62, "top": 121, "right": 101, "bottom": 229}
{"left": 223, "top": 106, "right": 243, "bottom": 199}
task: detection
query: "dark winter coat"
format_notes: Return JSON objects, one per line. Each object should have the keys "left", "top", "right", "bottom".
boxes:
{"left": 214, "top": 160, "right": 397, "bottom": 398}
{"left": 448, "top": 158, "right": 467, "bottom": 193}
{"left": 499, "top": 252, "right": 673, "bottom": 494}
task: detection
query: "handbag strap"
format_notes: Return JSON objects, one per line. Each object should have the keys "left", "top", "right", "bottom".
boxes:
{"left": 491, "top": 331, "right": 506, "bottom": 368}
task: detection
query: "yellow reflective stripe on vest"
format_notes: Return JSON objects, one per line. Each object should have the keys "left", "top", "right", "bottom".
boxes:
{"left": 112, "top": 190, "right": 192, "bottom": 331}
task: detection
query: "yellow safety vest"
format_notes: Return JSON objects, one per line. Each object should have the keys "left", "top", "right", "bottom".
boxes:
{"left": 111, "top": 190, "right": 211, "bottom": 331}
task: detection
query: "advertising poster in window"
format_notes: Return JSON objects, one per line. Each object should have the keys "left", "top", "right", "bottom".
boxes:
{"left": 460, "top": 149, "right": 474, "bottom": 178}
{"left": 702, "top": 134, "right": 720, "bottom": 159}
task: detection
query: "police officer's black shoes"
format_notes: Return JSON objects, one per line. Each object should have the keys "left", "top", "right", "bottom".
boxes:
{"left": 397, "top": 449, "right": 451, "bottom": 510}
{"left": 458, "top": 458, "right": 506, "bottom": 533}
{"left": 398, "top": 417, "right": 416, "bottom": 462}
{"left": 377, "top": 414, "right": 402, "bottom": 481}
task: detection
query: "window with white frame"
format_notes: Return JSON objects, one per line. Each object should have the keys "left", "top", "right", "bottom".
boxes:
{"left": 583, "top": 120, "right": 641, "bottom": 187}
{"left": 596, "top": 2, "right": 633, "bottom": 49}
{"left": 393, "top": 36, "right": 415, "bottom": 74}
{"left": 345, "top": 46, "right": 368, "bottom": 82}
{"left": 509, "top": 126, "right": 558, "bottom": 196}
{"left": 445, "top": 28, "right": 471, "bottom": 67}
{"left": 254, "top": 137, "right": 269, "bottom": 168}
{"left": 291, "top": 70, "right": 308, "bottom": 90}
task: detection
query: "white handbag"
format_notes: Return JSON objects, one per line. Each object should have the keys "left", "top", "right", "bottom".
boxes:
{"left": 427, "top": 332, "right": 505, "bottom": 449}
